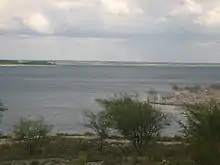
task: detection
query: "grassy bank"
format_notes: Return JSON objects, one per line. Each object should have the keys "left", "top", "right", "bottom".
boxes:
{"left": 0, "top": 136, "right": 193, "bottom": 165}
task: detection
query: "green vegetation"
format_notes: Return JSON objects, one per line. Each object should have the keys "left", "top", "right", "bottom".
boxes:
{"left": 13, "top": 117, "right": 52, "bottom": 141}
{"left": 20, "top": 61, "right": 55, "bottom": 65}
{"left": 0, "top": 60, "right": 55, "bottom": 65}
{"left": 0, "top": 60, "right": 20, "bottom": 65}
{"left": 1, "top": 98, "right": 220, "bottom": 165}
{"left": 84, "top": 111, "right": 111, "bottom": 150}
{"left": 97, "top": 95, "right": 169, "bottom": 154}
{"left": 13, "top": 117, "right": 52, "bottom": 156}
{"left": 0, "top": 137, "right": 193, "bottom": 164}
{"left": 182, "top": 100, "right": 220, "bottom": 165}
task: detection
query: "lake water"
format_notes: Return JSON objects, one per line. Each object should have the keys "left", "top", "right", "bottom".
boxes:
{"left": 1, "top": 65, "right": 220, "bottom": 135}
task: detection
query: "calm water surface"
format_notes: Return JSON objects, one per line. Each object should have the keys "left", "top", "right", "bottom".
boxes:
{"left": 1, "top": 65, "right": 220, "bottom": 135}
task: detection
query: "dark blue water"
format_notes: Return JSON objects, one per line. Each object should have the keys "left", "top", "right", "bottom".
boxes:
{"left": 1, "top": 65, "right": 220, "bottom": 135}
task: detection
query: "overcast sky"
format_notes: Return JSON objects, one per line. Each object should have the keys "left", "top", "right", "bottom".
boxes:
{"left": 1, "top": 0, "right": 220, "bottom": 62}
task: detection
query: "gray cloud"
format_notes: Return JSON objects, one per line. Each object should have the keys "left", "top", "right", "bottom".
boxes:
{"left": 2, "top": 0, "right": 220, "bottom": 36}
{"left": 1, "top": 0, "right": 220, "bottom": 61}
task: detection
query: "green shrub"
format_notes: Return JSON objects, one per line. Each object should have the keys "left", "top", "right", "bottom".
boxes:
{"left": 182, "top": 100, "right": 220, "bottom": 165}
{"left": 13, "top": 117, "right": 52, "bottom": 156}
{"left": 97, "top": 95, "right": 169, "bottom": 155}
{"left": 84, "top": 111, "right": 111, "bottom": 151}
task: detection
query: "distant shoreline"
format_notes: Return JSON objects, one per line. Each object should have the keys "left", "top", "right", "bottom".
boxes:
{"left": 0, "top": 64, "right": 57, "bottom": 67}
{"left": 1, "top": 60, "right": 220, "bottom": 67}
{"left": 1, "top": 64, "right": 220, "bottom": 68}
{"left": 0, "top": 60, "right": 56, "bottom": 66}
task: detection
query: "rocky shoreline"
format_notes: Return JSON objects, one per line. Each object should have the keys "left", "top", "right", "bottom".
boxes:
{"left": 149, "top": 84, "right": 220, "bottom": 106}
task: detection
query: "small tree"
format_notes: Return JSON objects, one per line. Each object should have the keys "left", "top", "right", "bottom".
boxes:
{"left": 97, "top": 95, "right": 169, "bottom": 154}
{"left": 84, "top": 111, "right": 110, "bottom": 150}
{"left": 182, "top": 100, "right": 220, "bottom": 165}
{"left": 13, "top": 117, "right": 52, "bottom": 156}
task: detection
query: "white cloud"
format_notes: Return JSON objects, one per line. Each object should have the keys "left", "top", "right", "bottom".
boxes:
{"left": 0, "top": 0, "right": 7, "bottom": 10}
{"left": 185, "top": 0, "right": 202, "bottom": 14}
{"left": 2, "top": 0, "right": 220, "bottom": 61}
{"left": 23, "top": 13, "right": 52, "bottom": 34}
{"left": 0, "top": 0, "right": 147, "bottom": 35}
{"left": 101, "top": 0, "right": 143, "bottom": 16}
{"left": 0, "top": 0, "right": 220, "bottom": 36}
{"left": 55, "top": 0, "right": 98, "bottom": 9}
{"left": 199, "top": 7, "right": 220, "bottom": 26}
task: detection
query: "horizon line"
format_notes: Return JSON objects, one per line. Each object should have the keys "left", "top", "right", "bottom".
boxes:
{"left": 1, "top": 59, "right": 220, "bottom": 65}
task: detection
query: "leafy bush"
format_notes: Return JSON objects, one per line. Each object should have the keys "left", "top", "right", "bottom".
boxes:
{"left": 182, "top": 100, "right": 220, "bottom": 165}
{"left": 84, "top": 111, "right": 111, "bottom": 150}
{"left": 97, "top": 95, "right": 169, "bottom": 154}
{"left": 13, "top": 117, "right": 52, "bottom": 156}
{"left": 182, "top": 100, "right": 220, "bottom": 140}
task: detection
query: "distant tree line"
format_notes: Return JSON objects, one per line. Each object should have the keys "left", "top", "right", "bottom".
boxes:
{"left": 0, "top": 60, "right": 55, "bottom": 65}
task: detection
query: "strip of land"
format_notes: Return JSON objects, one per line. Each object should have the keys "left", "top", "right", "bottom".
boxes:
{"left": 0, "top": 60, "right": 56, "bottom": 66}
